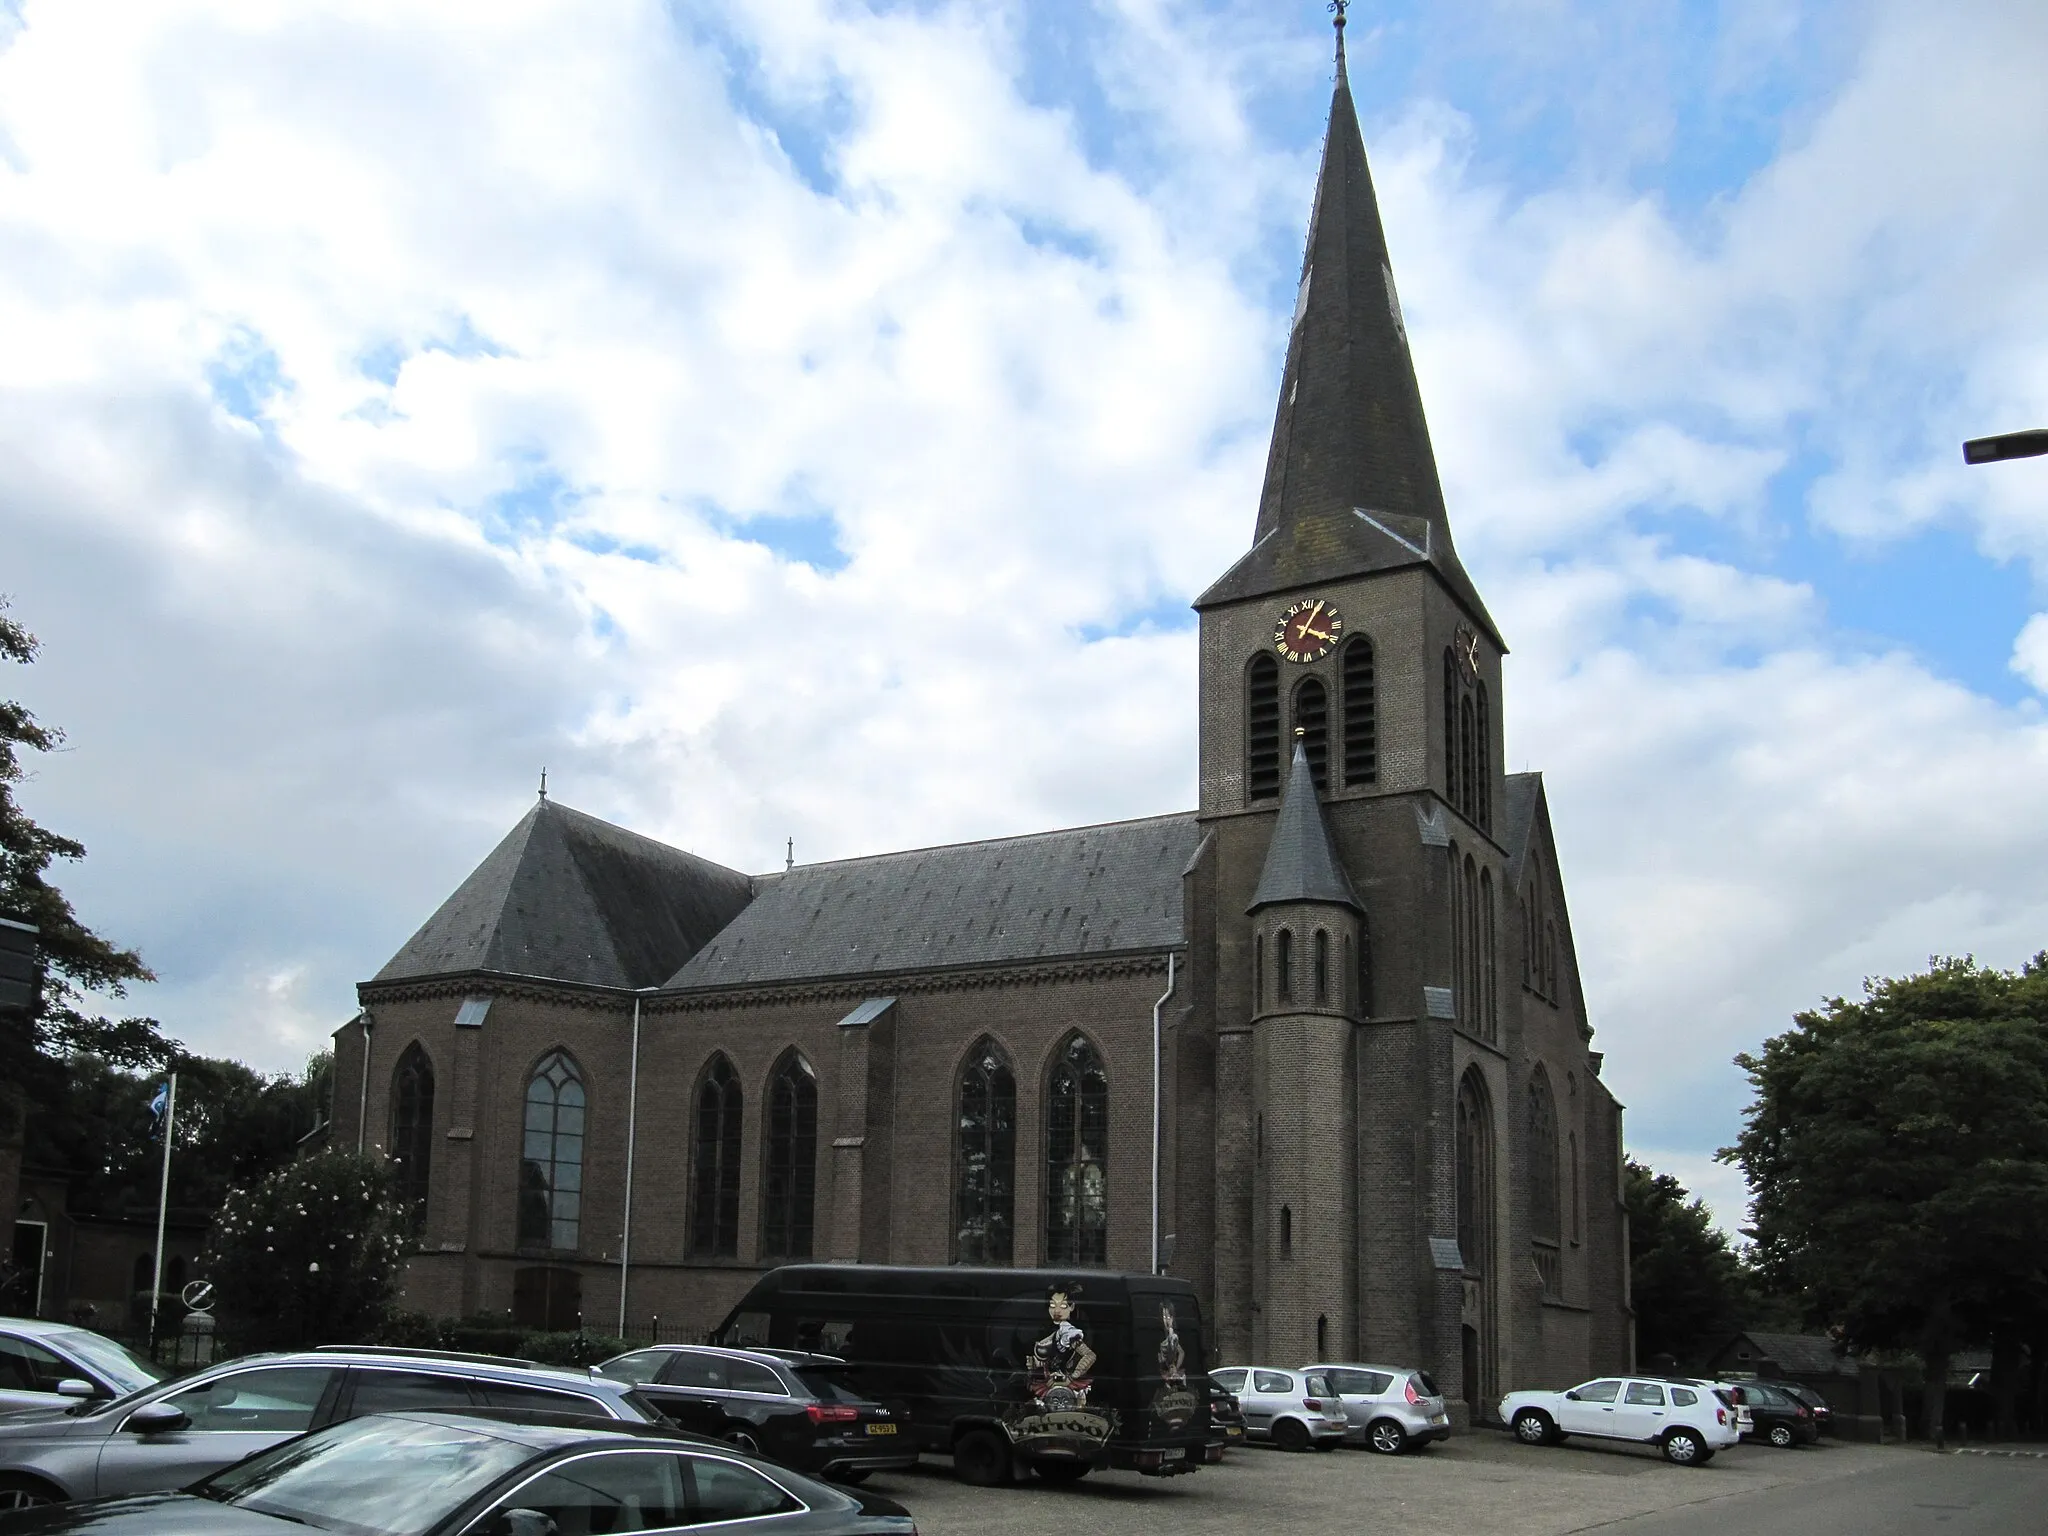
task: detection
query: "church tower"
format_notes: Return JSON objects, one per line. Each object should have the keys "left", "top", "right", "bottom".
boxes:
{"left": 1185, "top": 15, "right": 1521, "bottom": 1413}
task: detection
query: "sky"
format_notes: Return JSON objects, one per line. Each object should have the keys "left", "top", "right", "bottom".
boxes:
{"left": 3, "top": 0, "right": 2046, "bottom": 1238}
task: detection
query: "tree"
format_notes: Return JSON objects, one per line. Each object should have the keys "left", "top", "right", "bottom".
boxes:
{"left": 1, "top": 598, "right": 174, "bottom": 1086}
{"left": 1624, "top": 1158, "right": 1759, "bottom": 1367}
{"left": 1727, "top": 957, "right": 2048, "bottom": 1444}
{"left": 203, "top": 1150, "right": 411, "bottom": 1350}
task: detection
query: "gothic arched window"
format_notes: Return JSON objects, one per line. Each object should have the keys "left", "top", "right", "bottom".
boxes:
{"left": 1277, "top": 928, "right": 1294, "bottom": 1004}
{"left": 1443, "top": 650, "right": 1460, "bottom": 808}
{"left": 1341, "top": 635, "right": 1377, "bottom": 786}
{"left": 1476, "top": 682, "right": 1492, "bottom": 831}
{"left": 1357, "top": 912, "right": 1374, "bottom": 1017}
{"left": 1254, "top": 933, "right": 1265, "bottom": 1011}
{"left": 1313, "top": 928, "right": 1329, "bottom": 1005}
{"left": 1463, "top": 854, "right": 1481, "bottom": 1034}
{"left": 955, "top": 1039, "right": 1016, "bottom": 1264}
{"left": 1247, "top": 654, "right": 1282, "bottom": 802}
{"left": 1293, "top": 676, "right": 1329, "bottom": 791}
{"left": 1045, "top": 1033, "right": 1109, "bottom": 1266}
{"left": 1448, "top": 846, "right": 1465, "bottom": 1021}
{"left": 391, "top": 1043, "right": 434, "bottom": 1234}
{"left": 1459, "top": 697, "right": 1477, "bottom": 822}
{"left": 518, "top": 1050, "right": 584, "bottom": 1251}
{"left": 1480, "top": 867, "right": 1497, "bottom": 1041}
{"left": 1456, "top": 1068, "right": 1491, "bottom": 1276}
{"left": 689, "top": 1055, "right": 742, "bottom": 1258}
{"left": 762, "top": 1052, "right": 818, "bottom": 1261}
{"left": 1528, "top": 1067, "right": 1560, "bottom": 1243}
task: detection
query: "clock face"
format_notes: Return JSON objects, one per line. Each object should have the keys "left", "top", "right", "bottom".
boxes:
{"left": 1453, "top": 624, "right": 1480, "bottom": 682}
{"left": 1275, "top": 599, "right": 1343, "bottom": 663}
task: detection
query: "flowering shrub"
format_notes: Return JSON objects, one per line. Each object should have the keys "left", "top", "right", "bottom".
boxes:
{"left": 204, "top": 1151, "right": 410, "bottom": 1348}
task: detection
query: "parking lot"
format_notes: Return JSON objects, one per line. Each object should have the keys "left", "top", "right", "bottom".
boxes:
{"left": 854, "top": 1434, "right": 1946, "bottom": 1536}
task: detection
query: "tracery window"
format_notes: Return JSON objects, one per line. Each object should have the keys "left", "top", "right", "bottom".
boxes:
{"left": 1341, "top": 635, "right": 1377, "bottom": 786}
{"left": 1293, "top": 676, "right": 1329, "bottom": 791}
{"left": 518, "top": 1050, "right": 584, "bottom": 1251}
{"left": 689, "top": 1055, "right": 742, "bottom": 1258}
{"left": 1247, "top": 654, "right": 1281, "bottom": 803}
{"left": 762, "top": 1052, "right": 818, "bottom": 1261}
{"left": 1528, "top": 1067, "right": 1560, "bottom": 1244}
{"left": 1045, "top": 1034, "right": 1109, "bottom": 1266}
{"left": 1480, "top": 868, "right": 1498, "bottom": 1042}
{"left": 390, "top": 1043, "right": 434, "bottom": 1235}
{"left": 1456, "top": 1068, "right": 1492, "bottom": 1277}
{"left": 955, "top": 1038, "right": 1017, "bottom": 1264}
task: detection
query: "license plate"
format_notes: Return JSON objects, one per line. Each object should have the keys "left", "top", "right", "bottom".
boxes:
{"left": 866, "top": 1424, "right": 897, "bottom": 1435}
{"left": 1429, "top": 1415, "right": 1447, "bottom": 1426}
{"left": 1160, "top": 1447, "right": 1185, "bottom": 1462}
{"left": 1225, "top": 1427, "right": 1244, "bottom": 1439}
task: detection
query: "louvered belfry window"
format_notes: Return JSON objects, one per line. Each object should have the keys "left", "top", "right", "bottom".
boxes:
{"left": 518, "top": 1051, "right": 584, "bottom": 1251}
{"left": 1045, "top": 1033, "right": 1109, "bottom": 1266}
{"left": 1293, "top": 677, "right": 1329, "bottom": 791}
{"left": 690, "top": 1055, "right": 742, "bottom": 1257}
{"left": 1444, "top": 650, "right": 1461, "bottom": 808}
{"left": 955, "top": 1038, "right": 1017, "bottom": 1264}
{"left": 1247, "top": 654, "right": 1282, "bottom": 801}
{"left": 1342, "top": 635, "right": 1377, "bottom": 785}
{"left": 762, "top": 1053, "right": 818, "bottom": 1261}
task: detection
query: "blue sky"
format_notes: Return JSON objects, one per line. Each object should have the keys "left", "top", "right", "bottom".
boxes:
{"left": 2, "top": 0, "right": 2046, "bottom": 1236}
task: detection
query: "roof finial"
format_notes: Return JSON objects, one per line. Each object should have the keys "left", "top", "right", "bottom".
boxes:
{"left": 786, "top": 836, "right": 794, "bottom": 872}
{"left": 538, "top": 767, "right": 548, "bottom": 802}
{"left": 1294, "top": 726, "right": 1307, "bottom": 739}
{"left": 1329, "top": 0, "right": 1348, "bottom": 79}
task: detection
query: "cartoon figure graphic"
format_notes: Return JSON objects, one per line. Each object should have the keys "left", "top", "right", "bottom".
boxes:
{"left": 1156, "top": 1301, "right": 1186, "bottom": 1386}
{"left": 1030, "top": 1285, "right": 1097, "bottom": 1411}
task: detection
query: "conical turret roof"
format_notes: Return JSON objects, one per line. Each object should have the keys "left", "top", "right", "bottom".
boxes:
{"left": 1249, "top": 740, "right": 1361, "bottom": 913}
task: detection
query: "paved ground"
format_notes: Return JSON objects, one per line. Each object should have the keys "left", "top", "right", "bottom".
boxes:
{"left": 851, "top": 1433, "right": 2048, "bottom": 1536}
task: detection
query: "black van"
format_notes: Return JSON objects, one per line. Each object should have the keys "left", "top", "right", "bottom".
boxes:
{"left": 713, "top": 1265, "right": 1210, "bottom": 1485}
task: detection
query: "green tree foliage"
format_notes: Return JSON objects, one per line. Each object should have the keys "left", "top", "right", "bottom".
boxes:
{"left": 1624, "top": 1158, "right": 1759, "bottom": 1366}
{"left": 1727, "top": 956, "right": 2048, "bottom": 1442}
{"left": 205, "top": 1150, "right": 410, "bottom": 1349}
{"left": 1, "top": 601, "right": 172, "bottom": 1080}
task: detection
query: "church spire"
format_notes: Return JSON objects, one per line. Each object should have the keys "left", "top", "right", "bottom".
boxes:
{"left": 1196, "top": 28, "right": 1501, "bottom": 646}
{"left": 1249, "top": 737, "right": 1361, "bottom": 914}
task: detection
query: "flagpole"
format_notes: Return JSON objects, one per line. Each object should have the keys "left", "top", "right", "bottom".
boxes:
{"left": 150, "top": 1072, "right": 177, "bottom": 1347}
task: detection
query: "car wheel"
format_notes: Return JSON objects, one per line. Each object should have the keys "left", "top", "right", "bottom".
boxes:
{"left": 0, "top": 1475, "right": 62, "bottom": 1512}
{"left": 1033, "top": 1460, "right": 1090, "bottom": 1484}
{"left": 1662, "top": 1428, "right": 1705, "bottom": 1466}
{"left": 724, "top": 1430, "right": 763, "bottom": 1458}
{"left": 954, "top": 1428, "right": 1014, "bottom": 1487}
{"left": 1767, "top": 1425, "right": 1795, "bottom": 1448}
{"left": 1512, "top": 1409, "right": 1555, "bottom": 1447}
{"left": 1271, "top": 1418, "right": 1312, "bottom": 1453}
{"left": 1367, "top": 1418, "right": 1408, "bottom": 1455}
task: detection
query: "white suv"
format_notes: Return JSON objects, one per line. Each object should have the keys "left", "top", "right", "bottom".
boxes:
{"left": 1499, "top": 1375, "right": 1741, "bottom": 1466}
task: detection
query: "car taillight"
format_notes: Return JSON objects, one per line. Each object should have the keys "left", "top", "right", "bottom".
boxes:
{"left": 1795, "top": 1406, "right": 1809, "bottom": 1418}
{"left": 1302, "top": 1398, "right": 1323, "bottom": 1410}
{"left": 1716, "top": 1408, "right": 1727, "bottom": 1425}
{"left": 1404, "top": 1379, "right": 1422, "bottom": 1406}
{"left": 806, "top": 1404, "right": 860, "bottom": 1424}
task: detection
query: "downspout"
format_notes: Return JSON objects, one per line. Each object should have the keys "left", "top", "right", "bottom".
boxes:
{"left": 1151, "top": 951, "right": 1177, "bottom": 1274}
{"left": 617, "top": 989, "right": 648, "bottom": 1337}
{"left": 354, "top": 1010, "right": 373, "bottom": 1154}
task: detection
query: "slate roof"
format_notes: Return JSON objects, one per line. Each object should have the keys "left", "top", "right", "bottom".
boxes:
{"left": 1249, "top": 741, "right": 1360, "bottom": 913}
{"left": 667, "top": 812, "right": 1200, "bottom": 990}
{"left": 1725, "top": 1331, "right": 1859, "bottom": 1379}
{"left": 1195, "top": 54, "right": 1500, "bottom": 648}
{"left": 1502, "top": 772, "right": 1543, "bottom": 885}
{"left": 374, "top": 799, "right": 755, "bottom": 989}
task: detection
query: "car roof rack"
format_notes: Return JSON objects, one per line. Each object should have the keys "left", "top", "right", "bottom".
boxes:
{"left": 312, "top": 1345, "right": 541, "bottom": 1368}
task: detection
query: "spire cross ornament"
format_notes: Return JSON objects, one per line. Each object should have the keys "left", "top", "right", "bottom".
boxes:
{"left": 1329, "top": 1, "right": 1349, "bottom": 72}
{"left": 538, "top": 768, "right": 548, "bottom": 802}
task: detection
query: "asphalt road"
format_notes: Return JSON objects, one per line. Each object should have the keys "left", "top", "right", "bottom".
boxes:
{"left": 849, "top": 1435, "right": 2048, "bottom": 1536}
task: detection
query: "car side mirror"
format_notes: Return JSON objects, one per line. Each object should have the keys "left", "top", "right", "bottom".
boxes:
{"left": 126, "top": 1403, "right": 190, "bottom": 1434}
{"left": 487, "top": 1511, "right": 560, "bottom": 1536}
{"left": 56, "top": 1379, "right": 97, "bottom": 1400}
{"left": 1563, "top": 1390, "right": 1581, "bottom": 1401}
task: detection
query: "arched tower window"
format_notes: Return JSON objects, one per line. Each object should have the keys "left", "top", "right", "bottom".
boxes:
{"left": 1357, "top": 912, "right": 1374, "bottom": 1017}
{"left": 1463, "top": 854, "right": 1481, "bottom": 1035}
{"left": 1313, "top": 928, "right": 1329, "bottom": 1005}
{"left": 1045, "top": 1033, "right": 1109, "bottom": 1266}
{"left": 518, "top": 1050, "right": 584, "bottom": 1252}
{"left": 1341, "top": 635, "right": 1377, "bottom": 786}
{"left": 391, "top": 1043, "right": 434, "bottom": 1234}
{"left": 1475, "top": 683, "right": 1492, "bottom": 831}
{"left": 1277, "top": 928, "right": 1294, "bottom": 1004}
{"left": 1448, "top": 847, "right": 1465, "bottom": 1021}
{"left": 1247, "top": 654, "right": 1281, "bottom": 802}
{"left": 1528, "top": 1067, "right": 1560, "bottom": 1243}
{"left": 762, "top": 1052, "right": 819, "bottom": 1261}
{"left": 1456, "top": 1068, "right": 1492, "bottom": 1277}
{"left": 1293, "top": 676, "right": 1329, "bottom": 791}
{"left": 1480, "top": 868, "right": 1497, "bottom": 1042}
{"left": 689, "top": 1055, "right": 742, "bottom": 1258}
{"left": 1279, "top": 1205, "right": 1293, "bottom": 1258}
{"left": 1459, "top": 697, "right": 1477, "bottom": 822}
{"left": 1254, "top": 933, "right": 1265, "bottom": 1011}
{"left": 1443, "top": 650, "right": 1460, "bottom": 808}
{"left": 955, "top": 1038, "right": 1017, "bottom": 1264}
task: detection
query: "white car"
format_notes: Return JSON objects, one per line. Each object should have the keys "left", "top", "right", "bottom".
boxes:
{"left": 1499, "top": 1375, "right": 1742, "bottom": 1466}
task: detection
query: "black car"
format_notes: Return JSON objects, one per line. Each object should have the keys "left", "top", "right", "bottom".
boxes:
{"left": 1202, "top": 1378, "right": 1245, "bottom": 1459}
{"left": 0, "top": 1411, "right": 916, "bottom": 1536}
{"left": 597, "top": 1347, "right": 916, "bottom": 1484}
{"left": 1734, "top": 1382, "right": 1820, "bottom": 1448}
{"left": 1752, "top": 1379, "right": 1831, "bottom": 1434}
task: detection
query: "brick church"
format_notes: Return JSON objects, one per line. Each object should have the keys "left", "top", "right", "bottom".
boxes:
{"left": 332, "top": 35, "right": 1632, "bottom": 1421}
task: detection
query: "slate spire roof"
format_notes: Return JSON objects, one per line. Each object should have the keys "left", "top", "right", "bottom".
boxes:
{"left": 1248, "top": 739, "right": 1361, "bottom": 913}
{"left": 374, "top": 798, "right": 755, "bottom": 989}
{"left": 1196, "top": 47, "right": 1501, "bottom": 647}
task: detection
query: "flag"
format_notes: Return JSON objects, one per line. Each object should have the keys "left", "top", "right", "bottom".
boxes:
{"left": 149, "top": 1081, "right": 169, "bottom": 1132}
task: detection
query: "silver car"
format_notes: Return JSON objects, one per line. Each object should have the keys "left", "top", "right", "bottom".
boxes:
{"left": 0, "top": 1319, "right": 163, "bottom": 1413}
{"left": 1300, "top": 1361, "right": 1451, "bottom": 1453}
{"left": 1208, "top": 1367, "right": 1347, "bottom": 1452}
{"left": 0, "top": 1344, "right": 662, "bottom": 1510}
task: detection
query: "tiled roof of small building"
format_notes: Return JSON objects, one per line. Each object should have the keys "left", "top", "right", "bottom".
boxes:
{"left": 667, "top": 811, "right": 1199, "bottom": 989}
{"left": 374, "top": 799, "right": 755, "bottom": 989}
{"left": 1728, "top": 1331, "right": 1859, "bottom": 1378}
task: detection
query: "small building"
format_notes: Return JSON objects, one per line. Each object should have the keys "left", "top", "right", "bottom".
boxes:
{"left": 1705, "top": 1330, "right": 1908, "bottom": 1442}
{"left": 7, "top": 1167, "right": 207, "bottom": 1334}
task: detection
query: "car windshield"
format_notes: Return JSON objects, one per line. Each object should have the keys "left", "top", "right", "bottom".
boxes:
{"left": 56, "top": 1332, "right": 165, "bottom": 1394}
{"left": 200, "top": 1415, "right": 537, "bottom": 1535}
{"left": 791, "top": 1366, "right": 871, "bottom": 1405}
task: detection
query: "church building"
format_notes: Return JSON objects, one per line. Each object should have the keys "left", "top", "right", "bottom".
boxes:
{"left": 331, "top": 33, "right": 1632, "bottom": 1422}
